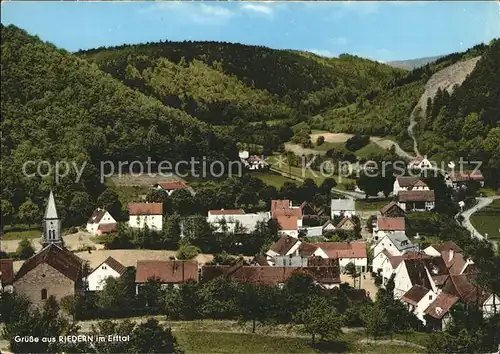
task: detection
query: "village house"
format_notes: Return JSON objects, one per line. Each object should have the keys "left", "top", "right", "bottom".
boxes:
{"left": 13, "top": 191, "right": 84, "bottom": 307}
{"left": 445, "top": 170, "right": 485, "bottom": 189}
{"left": 207, "top": 209, "right": 270, "bottom": 234}
{"left": 300, "top": 202, "right": 325, "bottom": 221}
{"left": 398, "top": 190, "right": 435, "bottom": 212}
{"left": 372, "top": 217, "right": 407, "bottom": 241}
{"left": 135, "top": 260, "right": 199, "bottom": 294}
{"left": 401, "top": 284, "right": 436, "bottom": 324}
{"left": 153, "top": 180, "right": 189, "bottom": 196}
{"left": 86, "top": 208, "right": 117, "bottom": 235}
{"left": 265, "top": 235, "right": 302, "bottom": 264}
{"left": 240, "top": 154, "right": 267, "bottom": 170}
{"left": 331, "top": 198, "right": 356, "bottom": 218}
{"left": 271, "top": 200, "right": 303, "bottom": 238}
{"left": 87, "top": 257, "right": 127, "bottom": 291}
{"left": 202, "top": 261, "right": 341, "bottom": 289}
{"left": 375, "top": 251, "right": 431, "bottom": 287}
{"left": 0, "top": 259, "right": 14, "bottom": 293}
{"left": 393, "top": 257, "right": 449, "bottom": 300}
{"left": 322, "top": 220, "right": 336, "bottom": 233}
{"left": 408, "top": 156, "right": 432, "bottom": 170}
{"left": 311, "top": 241, "right": 368, "bottom": 273}
{"left": 424, "top": 274, "right": 500, "bottom": 330}
{"left": 128, "top": 202, "right": 163, "bottom": 230}
{"left": 372, "top": 230, "right": 417, "bottom": 264}
{"left": 380, "top": 201, "right": 406, "bottom": 217}
{"left": 424, "top": 242, "right": 474, "bottom": 275}
{"left": 335, "top": 216, "right": 358, "bottom": 231}
{"left": 393, "top": 176, "right": 430, "bottom": 196}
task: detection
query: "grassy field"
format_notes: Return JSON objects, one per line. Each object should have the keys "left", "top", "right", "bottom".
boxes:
{"left": 253, "top": 171, "right": 299, "bottom": 188}
{"left": 480, "top": 188, "right": 500, "bottom": 197}
{"left": 1, "top": 225, "right": 42, "bottom": 241}
{"left": 312, "top": 141, "right": 344, "bottom": 152}
{"left": 355, "top": 142, "right": 389, "bottom": 159}
{"left": 470, "top": 199, "right": 500, "bottom": 240}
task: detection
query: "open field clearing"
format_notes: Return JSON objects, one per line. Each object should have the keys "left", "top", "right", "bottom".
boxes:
{"left": 470, "top": 199, "right": 500, "bottom": 240}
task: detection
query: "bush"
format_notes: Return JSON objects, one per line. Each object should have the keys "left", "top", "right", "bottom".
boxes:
{"left": 345, "top": 135, "right": 370, "bottom": 151}
{"left": 67, "top": 226, "right": 78, "bottom": 234}
{"left": 16, "top": 238, "right": 35, "bottom": 260}
{"left": 176, "top": 244, "right": 200, "bottom": 260}
{"left": 316, "top": 136, "right": 325, "bottom": 146}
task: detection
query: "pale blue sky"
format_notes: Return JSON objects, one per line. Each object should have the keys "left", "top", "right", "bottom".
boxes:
{"left": 1, "top": 1, "right": 499, "bottom": 62}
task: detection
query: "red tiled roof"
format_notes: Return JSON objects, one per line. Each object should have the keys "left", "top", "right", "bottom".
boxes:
{"left": 384, "top": 251, "right": 431, "bottom": 269}
{"left": 97, "top": 223, "right": 117, "bottom": 234}
{"left": 336, "top": 216, "right": 356, "bottom": 229}
{"left": 128, "top": 202, "right": 163, "bottom": 215}
{"left": 396, "top": 176, "right": 423, "bottom": 188}
{"left": 87, "top": 208, "right": 107, "bottom": 224}
{"left": 433, "top": 241, "right": 463, "bottom": 254}
{"left": 276, "top": 215, "right": 299, "bottom": 231}
{"left": 425, "top": 292, "right": 460, "bottom": 319}
{"left": 0, "top": 259, "right": 14, "bottom": 284}
{"left": 377, "top": 217, "right": 405, "bottom": 231}
{"left": 136, "top": 260, "right": 199, "bottom": 284}
{"left": 450, "top": 170, "right": 484, "bottom": 182}
{"left": 442, "top": 274, "right": 491, "bottom": 305}
{"left": 312, "top": 242, "right": 367, "bottom": 259}
{"left": 14, "top": 244, "right": 83, "bottom": 282}
{"left": 209, "top": 209, "right": 245, "bottom": 215}
{"left": 202, "top": 265, "right": 340, "bottom": 286}
{"left": 298, "top": 243, "right": 319, "bottom": 257}
{"left": 269, "top": 235, "right": 300, "bottom": 256}
{"left": 399, "top": 190, "right": 435, "bottom": 202}
{"left": 156, "top": 181, "right": 187, "bottom": 190}
{"left": 271, "top": 200, "right": 302, "bottom": 218}
{"left": 402, "top": 285, "right": 431, "bottom": 306}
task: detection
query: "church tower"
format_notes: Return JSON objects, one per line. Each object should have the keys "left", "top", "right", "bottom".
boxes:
{"left": 42, "top": 190, "right": 62, "bottom": 248}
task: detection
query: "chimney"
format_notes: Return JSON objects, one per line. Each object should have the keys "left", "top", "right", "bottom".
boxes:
{"left": 448, "top": 249, "right": 454, "bottom": 263}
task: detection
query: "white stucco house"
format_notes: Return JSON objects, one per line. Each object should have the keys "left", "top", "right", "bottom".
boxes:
{"left": 311, "top": 241, "right": 368, "bottom": 272}
{"left": 331, "top": 198, "right": 356, "bottom": 218}
{"left": 87, "top": 257, "right": 127, "bottom": 291}
{"left": 128, "top": 202, "right": 163, "bottom": 230}
{"left": 271, "top": 200, "right": 303, "bottom": 238}
{"left": 86, "top": 208, "right": 117, "bottom": 235}
{"left": 393, "top": 176, "right": 429, "bottom": 196}
{"left": 153, "top": 181, "right": 189, "bottom": 196}
{"left": 207, "top": 209, "right": 271, "bottom": 233}
{"left": 408, "top": 156, "right": 432, "bottom": 170}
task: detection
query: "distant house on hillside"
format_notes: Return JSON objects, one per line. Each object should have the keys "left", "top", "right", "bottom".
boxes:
{"left": 128, "top": 202, "right": 163, "bottom": 230}
{"left": 0, "top": 259, "right": 14, "bottom": 293}
{"left": 207, "top": 209, "right": 270, "bottom": 233}
{"left": 87, "top": 257, "right": 127, "bottom": 291}
{"left": 153, "top": 181, "right": 189, "bottom": 196}
{"left": 380, "top": 201, "right": 406, "bottom": 217}
{"left": 86, "top": 208, "right": 117, "bottom": 235}
{"left": 239, "top": 152, "right": 267, "bottom": 170}
{"left": 445, "top": 170, "right": 485, "bottom": 189}
{"left": 408, "top": 156, "right": 432, "bottom": 170}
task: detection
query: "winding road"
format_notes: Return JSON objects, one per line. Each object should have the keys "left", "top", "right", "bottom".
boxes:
{"left": 461, "top": 196, "right": 500, "bottom": 240}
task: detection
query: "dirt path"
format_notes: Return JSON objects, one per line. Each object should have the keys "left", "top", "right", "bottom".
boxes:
{"left": 358, "top": 338, "right": 425, "bottom": 350}
{"left": 407, "top": 56, "right": 481, "bottom": 156}
{"left": 370, "top": 137, "right": 414, "bottom": 160}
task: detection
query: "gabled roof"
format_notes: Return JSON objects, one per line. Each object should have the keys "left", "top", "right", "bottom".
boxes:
{"left": 44, "top": 190, "right": 58, "bottom": 219}
{"left": 300, "top": 202, "right": 325, "bottom": 216}
{"left": 202, "top": 265, "right": 340, "bottom": 286}
{"left": 0, "top": 259, "right": 14, "bottom": 284}
{"left": 269, "top": 235, "right": 300, "bottom": 256}
{"left": 276, "top": 215, "right": 299, "bottom": 231}
{"left": 135, "top": 260, "right": 198, "bottom": 283}
{"left": 93, "top": 256, "right": 127, "bottom": 276}
{"left": 424, "top": 292, "right": 460, "bottom": 319}
{"left": 331, "top": 198, "right": 355, "bottom": 212}
{"left": 87, "top": 208, "right": 107, "bottom": 224}
{"left": 385, "top": 251, "right": 431, "bottom": 269}
{"left": 312, "top": 242, "right": 367, "bottom": 259}
{"left": 403, "top": 258, "right": 433, "bottom": 289}
{"left": 396, "top": 176, "right": 423, "bottom": 188}
{"left": 155, "top": 181, "right": 187, "bottom": 190}
{"left": 450, "top": 170, "right": 484, "bottom": 182}
{"left": 15, "top": 244, "right": 82, "bottom": 282}
{"left": 128, "top": 202, "right": 163, "bottom": 215}
{"left": 380, "top": 201, "right": 405, "bottom": 216}
{"left": 442, "top": 274, "right": 491, "bottom": 305}
{"left": 271, "top": 200, "right": 302, "bottom": 218}
{"left": 297, "top": 243, "right": 319, "bottom": 257}
{"left": 402, "top": 285, "right": 431, "bottom": 306}
{"left": 399, "top": 190, "right": 435, "bottom": 202}
{"left": 209, "top": 209, "right": 245, "bottom": 216}
{"left": 385, "top": 231, "right": 417, "bottom": 252}
{"left": 336, "top": 216, "right": 356, "bottom": 229}
{"left": 377, "top": 217, "right": 405, "bottom": 231}
{"left": 433, "top": 241, "right": 463, "bottom": 253}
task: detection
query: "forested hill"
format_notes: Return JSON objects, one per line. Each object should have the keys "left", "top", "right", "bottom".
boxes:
{"left": 0, "top": 25, "right": 237, "bottom": 214}
{"left": 78, "top": 41, "right": 402, "bottom": 123}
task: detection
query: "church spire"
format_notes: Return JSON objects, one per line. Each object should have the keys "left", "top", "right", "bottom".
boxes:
{"left": 42, "top": 190, "right": 62, "bottom": 248}
{"left": 44, "top": 190, "right": 58, "bottom": 219}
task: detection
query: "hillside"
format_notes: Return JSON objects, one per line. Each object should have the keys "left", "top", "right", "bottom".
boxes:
{"left": 0, "top": 25, "right": 237, "bottom": 217}
{"left": 387, "top": 55, "right": 444, "bottom": 70}
{"left": 78, "top": 42, "right": 402, "bottom": 121}
{"left": 311, "top": 42, "right": 491, "bottom": 152}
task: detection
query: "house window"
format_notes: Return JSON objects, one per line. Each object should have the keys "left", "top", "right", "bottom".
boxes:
{"left": 41, "top": 289, "right": 47, "bottom": 300}
{"left": 429, "top": 295, "right": 433, "bottom": 300}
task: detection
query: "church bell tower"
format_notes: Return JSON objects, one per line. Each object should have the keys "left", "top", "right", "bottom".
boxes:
{"left": 42, "top": 190, "right": 62, "bottom": 248}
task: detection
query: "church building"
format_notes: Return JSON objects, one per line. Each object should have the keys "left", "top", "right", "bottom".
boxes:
{"left": 14, "top": 191, "right": 84, "bottom": 307}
